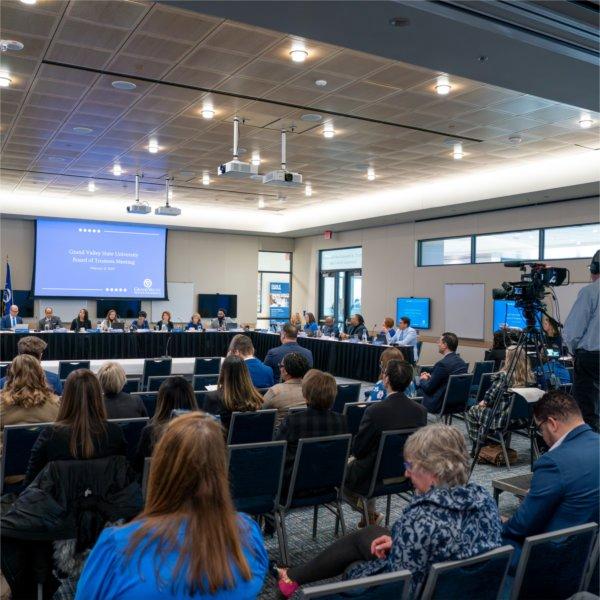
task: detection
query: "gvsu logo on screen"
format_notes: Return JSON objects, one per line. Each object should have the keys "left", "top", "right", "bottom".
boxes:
{"left": 133, "top": 278, "right": 160, "bottom": 296}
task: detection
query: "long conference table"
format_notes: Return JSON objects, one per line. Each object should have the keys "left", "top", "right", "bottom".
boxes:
{"left": 0, "top": 331, "right": 393, "bottom": 383}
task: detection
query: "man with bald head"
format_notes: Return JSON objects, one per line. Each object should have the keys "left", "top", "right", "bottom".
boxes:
{"left": 1, "top": 305, "right": 23, "bottom": 330}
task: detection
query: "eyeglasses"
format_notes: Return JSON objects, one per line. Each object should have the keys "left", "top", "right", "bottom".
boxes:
{"left": 534, "top": 419, "right": 547, "bottom": 433}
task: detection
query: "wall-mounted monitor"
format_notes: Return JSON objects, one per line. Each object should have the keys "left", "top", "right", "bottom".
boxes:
{"left": 396, "top": 297, "right": 430, "bottom": 329}
{"left": 198, "top": 294, "right": 238, "bottom": 318}
{"left": 96, "top": 299, "right": 142, "bottom": 320}
{"left": 492, "top": 299, "right": 527, "bottom": 332}
{"left": 33, "top": 218, "right": 167, "bottom": 299}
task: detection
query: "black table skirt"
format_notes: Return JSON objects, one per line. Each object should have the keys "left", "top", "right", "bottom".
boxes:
{"left": 0, "top": 332, "right": 385, "bottom": 382}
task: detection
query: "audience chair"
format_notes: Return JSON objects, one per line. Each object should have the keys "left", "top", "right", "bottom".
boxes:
{"left": 0, "top": 362, "right": 10, "bottom": 378}
{"left": 416, "top": 340, "right": 423, "bottom": 359}
{"left": 583, "top": 535, "right": 599, "bottom": 595}
{"left": 510, "top": 523, "right": 598, "bottom": 600}
{"left": 472, "top": 372, "right": 495, "bottom": 406}
{"left": 278, "top": 434, "right": 352, "bottom": 565}
{"left": 256, "top": 387, "right": 270, "bottom": 395}
{"left": 421, "top": 545, "right": 514, "bottom": 600}
{"left": 194, "top": 390, "right": 209, "bottom": 411}
{"left": 193, "top": 357, "right": 221, "bottom": 376}
{"left": 131, "top": 392, "right": 157, "bottom": 418}
{"left": 470, "top": 360, "right": 495, "bottom": 393}
{"left": 228, "top": 441, "right": 287, "bottom": 562}
{"left": 227, "top": 409, "right": 277, "bottom": 445}
{"left": 58, "top": 360, "right": 90, "bottom": 379}
{"left": 342, "top": 402, "right": 368, "bottom": 436}
{"left": 147, "top": 375, "right": 171, "bottom": 392}
{"left": 109, "top": 417, "right": 149, "bottom": 465}
{"left": 142, "top": 358, "right": 172, "bottom": 390}
{"left": 1, "top": 422, "right": 51, "bottom": 495}
{"left": 122, "top": 377, "right": 141, "bottom": 393}
{"left": 347, "top": 428, "right": 417, "bottom": 528}
{"left": 333, "top": 383, "right": 361, "bottom": 413}
{"left": 299, "top": 570, "right": 412, "bottom": 599}
{"left": 288, "top": 406, "right": 308, "bottom": 415}
{"left": 193, "top": 374, "right": 219, "bottom": 391}
{"left": 437, "top": 374, "right": 473, "bottom": 424}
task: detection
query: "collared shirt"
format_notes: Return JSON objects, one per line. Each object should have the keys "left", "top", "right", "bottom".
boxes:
{"left": 388, "top": 326, "right": 419, "bottom": 361}
{"left": 550, "top": 430, "right": 569, "bottom": 452}
{"left": 563, "top": 279, "right": 599, "bottom": 352}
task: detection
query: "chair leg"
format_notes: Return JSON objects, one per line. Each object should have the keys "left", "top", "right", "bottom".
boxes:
{"left": 312, "top": 505, "right": 319, "bottom": 539}
{"left": 361, "top": 497, "right": 369, "bottom": 528}
{"left": 278, "top": 510, "right": 290, "bottom": 566}
{"left": 336, "top": 500, "right": 347, "bottom": 536}
{"left": 385, "top": 494, "right": 392, "bottom": 526}
{"left": 274, "top": 511, "right": 287, "bottom": 566}
{"left": 500, "top": 435, "right": 511, "bottom": 471}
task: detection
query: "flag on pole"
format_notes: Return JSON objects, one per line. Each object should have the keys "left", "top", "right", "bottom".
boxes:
{"left": 3, "top": 262, "right": 12, "bottom": 316}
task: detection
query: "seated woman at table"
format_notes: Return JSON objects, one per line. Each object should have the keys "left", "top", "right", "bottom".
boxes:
{"left": 303, "top": 312, "right": 319, "bottom": 334}
{"left": 368, "top": 347, "right": 416, "bottom": 402}
{"left": 70, "top": 308, "right": 92, "bottom": 332}
{"left": 129, "top": 310, "right": 149, "bottom": 331}
{"left": 380, "top": 317, "right": 396, "bottom": 339}
{"left": 133, "top": 376, "right": 198, "bottom": 472}
{"left": 186, "top": 312, "right": 203, "bottom": 331}
{"left": 155, "top": 310, "right": 174, "bottom": 332}
{"left": 203, "top": 356, "right": 263, "bottom": 434}
{"left": 100, "top": 309, "right": 122, "bottom": 331}
{"left": 276, "top": 424, "right": 502, "bottom": 599}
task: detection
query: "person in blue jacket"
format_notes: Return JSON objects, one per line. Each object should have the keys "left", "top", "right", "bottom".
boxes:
{"left": 227, "top": 334, "right": 274, "bottom": 388}
{"left": 303, "top": 312, "right": 319, "bottom": 334}
{"left": 75, "top": 412, "right": 268, "bottom": 600}
{"left": 186, "top": 312, "right": 204, "bottom": 331}
{"left": 0, "top": 305, "right": 23, "bottom": 330}
{"left": 129, "top": 310, "right": 149, "bottom": 331}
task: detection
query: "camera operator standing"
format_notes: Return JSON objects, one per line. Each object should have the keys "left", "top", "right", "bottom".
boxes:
{"left": 564, "top": 250, "right": 600, "bottom": 432}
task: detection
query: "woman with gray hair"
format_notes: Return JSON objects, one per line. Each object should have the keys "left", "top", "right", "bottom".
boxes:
{"left": 97, "top": 362, "right": 147, "bottom": 420}
{"left": 276, "top": 423, "right": 502, "bottom": 598}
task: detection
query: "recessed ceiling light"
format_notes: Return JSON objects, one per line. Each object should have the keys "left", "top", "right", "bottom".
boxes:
{"left": 0, "top": 40, "right": 24, "bottom": 52}
{"left": 289, "top": 48, "right": 308, "bottom": 63}
{"left": 19, "top": 0, "right": 36, "bottom": 4}
{"left": 0, "top": 73, "right": 12, "bottom": 88}
{"left": 202, "top": 172, "right": 210, "bottom": 186}
{"left": 251, "top": 152, "right": 261, "bottom": 166}
{"left": 323, "top": 123, "right": 335, "bottom": 138}
{"left": 113, "top": 164, "right": 123, "bottom": 176}
{"left": 148, "top": 139, "right": 159, "bottom": 154}
{"left": 315, "top": 79, "right": 327, "bottom": 87}
{"left": 111, "top": 80, "right": 137, "bottom": 91}
{"left": 201, "top": 105, "right": 215, "bottom": 119}
{"left": 305, "top": 183, "right": 312, "bottom": 197}
{"left": 452, "top": 142, "right": 464, "bottom": 160}
{"left": 579, "top": 114, "right": 594, "bottom": 129}
{"left": 367, "top": 167, "right": 375, "bottom": 181}
{"left": 301, "top": 113, "right": 322, "bottom": 122}
{"left": 72, "top": 126, "right": 93, "bottom": 135}
{"left": 88, "top": 180, "right": 96, "bottom": 192}
{"left": 435, "top": 75, "right": 451, "bottom": 95}
{"left": 258, "top": 197, "right": 266, "bottom": 209}
{"left": 508, "top": 135, "right": 522, "bottom": 144}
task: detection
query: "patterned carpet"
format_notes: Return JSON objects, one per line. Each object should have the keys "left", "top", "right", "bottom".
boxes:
{"left": 258, "top": 398, "right": 533, "bottom": 599}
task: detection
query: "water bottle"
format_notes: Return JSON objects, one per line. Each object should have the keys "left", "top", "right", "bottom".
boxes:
{"left": 161, "top": 322, "right": 166, "bottom": 332}
{"left": 45, "top": 322, "right": 50, "bottom": 331}
{"left": 362, "top": 330, "right": 368, "bottom": 344}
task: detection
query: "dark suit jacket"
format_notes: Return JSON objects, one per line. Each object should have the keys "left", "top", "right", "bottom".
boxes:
{"left": 1, "top": 315, "right": 23, "bottom": 329}
{"left": 38, "top": 316, "right": 62, "bottom": 330}
{"left": 345, "top": 392, "right": 427, "bottom": 494}
{"left": 104, "top": 391, "right": 148, "bottom": 420}
{"left": 419, "top": 352, "right": 468, "bottom": 413}
{"left": 503, "top": 424, "right": 599, "bottom": 543}
{"left": 264, "top": 342, "right": 314, "bottom": 382}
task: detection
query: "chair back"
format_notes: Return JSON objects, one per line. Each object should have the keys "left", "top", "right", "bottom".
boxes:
{"left": 228, "top": 441, "right": 286, "bottom": 515}
{"left": 439, "top": 374, "right": 473, "bottom": 416}
{"left": 471, "top": 361, "right": 495, "bottom": 388}
{"left": 193, "top": 357, "right": 221, "bottom": 375}
{"left": 474, "top": 372, "right": 495, "bottom": 404}
{"left": 193, "top": 374, "right": 219, "bottom": 391}
{"left": 333, "top": 383, "right": 361, "bottom": 413}
{"left": 142, "top": 456, "right": 151, "bottom": 502}
{"left": 285, "top": 434, "right": 351, "bottom": 509}
{"left": 584, "top": 536, "right": 599, "bottom": 595}
{"left": 299, "top": 570, "right": 412, "bottom": 599}
{"left": 256, "top": 387, "right": 270, "bottom": 395}
{"left": 0, "top": 362, "right": 10, "bottom": 378}
{"left": 131, "top": 392, "right": 157, "bottom": 418}
{"left": 421, "top": 545, "right": 514, "bottom": 600}
{"left": 109, "top": 417, "right": 149, "bottom": 463}
{"left": 289, "top": 406, "right": 308, "bottom": 414}
{"left": 194, "top": 390, "right": 209, "bottom": 410}
{"left": 1, "top": 422, "right": 51, "bottom": 494}
{"left": 342, "top": 402, "right": 368, "bottom": 436}
{"left": 147, "top": 375, "right": 171, "bottom": 392}
{"left": 416, "top": 340, "right": 423, "bottom": 356}
{"left": 122, "top": 378, "right": 140, "bottom": 393}
{"left": 227, "top": 410, "right": 277, "bottom": 445}
{"left": 142, "top": 358, "right": 172, "bottom": 389}
{"left": 368, "top": 428, "right": 417, "bottom": 498}
{"left": 511, "top": 523, "right": 598, "bottom": 600}
{"left": 58, "top": 360, "right": 91, "bottom": 379}
{"left": 507, "top": 392, "right": 533, "bottom": 425}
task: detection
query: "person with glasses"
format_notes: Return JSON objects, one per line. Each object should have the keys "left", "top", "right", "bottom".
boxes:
{"left": 502, "top": 390, "right": 599, "bottom": 568}
{"left": 276, "top": 424, "right": 502, "bottom": 599}
{"left": 368, "top": 347, "right": 416, "bottom": 402}
{"left": 344, "top": 360, "right": 427, "bottom": 527}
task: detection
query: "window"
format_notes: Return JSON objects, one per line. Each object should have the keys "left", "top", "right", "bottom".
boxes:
{"left": 257, "top": 251, "right": 291, "bottom": 330}
{"left": 544, "top": 223, "right": 599, "bottom": 259}
{"left": 475, "top": 230, "right": 539, "bottom": 263}
{"left": 419, "top": 237, "right": 471, "bottom": 266}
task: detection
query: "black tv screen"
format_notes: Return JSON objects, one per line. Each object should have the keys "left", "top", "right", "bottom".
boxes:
{"left": 2, "top": 290, "right": 34, "bottom": 318}
{"left": 198, "top": 294, "right": 238, "bottom": 318}
{"left": 96, "top": 299, "right": 141, "bottom": 320}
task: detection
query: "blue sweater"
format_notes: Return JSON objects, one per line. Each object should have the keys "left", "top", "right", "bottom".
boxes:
{"left": 75, "top": 514, "right": 267, "bottom": 600}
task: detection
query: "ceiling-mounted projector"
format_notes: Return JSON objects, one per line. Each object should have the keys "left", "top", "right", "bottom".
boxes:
{"left": 262, "top": 129, "right": 303, "bottom": 187}
{"left": 154, "top": 178, "right": 181, "bottom": 216}
{"left": 126, "top": 173, "right": 152, "bottom": 214}
{"left": 217, "top": 117, "right": 257, "bottom": 179}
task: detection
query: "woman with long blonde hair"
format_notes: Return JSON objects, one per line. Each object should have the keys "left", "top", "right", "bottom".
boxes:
{"left": 465, "top": 345, "right": 536, "bottom": 445}
{"left": 75, "top": 412, "right": 268, "bottom": 599}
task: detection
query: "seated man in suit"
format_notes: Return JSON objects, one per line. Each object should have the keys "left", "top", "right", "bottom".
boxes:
{"left": 1, "top": 305, "right": 23, "bottom": 330}
{"left": 344, "top": 359, "right": 428, "bottom": 526}
{"left": 210, "top": 308, "right": 233, "bottom": 330}
{"left": 38, "top": 306, "right": 62, "bottom": 331}
{"left": 503, "top": 390, "right": 599, "bottom": 568}
{"left": 417, "top": 332, "right": 468, "bottom": 413}
{"left": 386, "top": 316, "right": 419, "bottom": 362}
{"left": 0, "top": 335, "right": 62, "bottom": 394}
{"left": 264, "top": 323, "right": 313, "bottom": 382}
{"left": 320, "top": 316, "right": 339, "bottom": 338}
{"left": 227, "top": 333, "right": 274, "bottom": 389}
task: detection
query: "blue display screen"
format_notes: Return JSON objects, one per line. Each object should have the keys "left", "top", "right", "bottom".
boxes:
{"left": 492, "top": 300, "right": 528, "bottom": 332}
{"left": 396, "top": 297, "right": 430, "bottom": 329}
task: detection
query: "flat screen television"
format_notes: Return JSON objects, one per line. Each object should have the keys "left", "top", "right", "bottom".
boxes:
{"left": 395, "top": 297, "right": 430, "bottom": 329}
{"left": 96, "top": 299, "right": 141, "bottom": 320}
{"left": 198, "top": 294, "right": 238, "bottom": 319}
{"left": 492, "top": 300, "right": 527, "bottom": 332}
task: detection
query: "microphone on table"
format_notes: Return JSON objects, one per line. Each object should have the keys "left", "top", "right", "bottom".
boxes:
{"left": 162, "top": 332, "right": 172, "bottom": 359}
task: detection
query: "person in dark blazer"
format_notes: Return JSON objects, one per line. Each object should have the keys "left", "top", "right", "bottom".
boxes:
{"left": 276, "top": 369, "right": 347, "bottom": 490}
{"left": 70, "top": 308, "right": 92, "bottom": 331}
{"left": 418, "top": 332, "right": 468, "bottom": 413}
{"left": 344, "top": 359, "right": 427, "bottom": 526}
{"left": 227, "top": 333, "right": 274, "bottom": 388}
{"left": 129, "top": 310, "right": 149, "bottom": 331}
{"left": 503, "top": 390, "right": 599, "bottom": 569}
{"left": 37, "top": 307, "right": 62, "bottom": 330}
{"left": 264, "top": 323, "right": 313, "bottom": 382}
{"left": 340, "top": 314, "right": 368, "bottom": 340}
{"left": 97, "top": 361, "right": 147, "bottom": 419}
{"left": 154, "top": 310, "right": 174, "bottom": 332}
{"left": 1, "top": 305, "right": 23, "bottom": 330}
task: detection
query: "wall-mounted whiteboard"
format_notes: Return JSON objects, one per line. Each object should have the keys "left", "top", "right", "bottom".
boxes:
{"left": 151, "top": 282, "right": 194, "bottom": 323}
{"left": 553, "top": 282, "right": 587, "bottom": 322}
{"left": 444, "top": 283, "right": 485, "bottom": 340}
